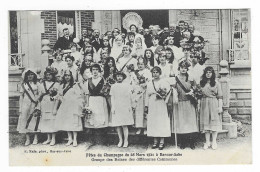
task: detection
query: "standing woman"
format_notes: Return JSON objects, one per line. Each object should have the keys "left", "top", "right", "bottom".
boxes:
{"left": 38, "top": 67, "right": 59, "bottom": 146}
{"left": 165, "top": 47, "right": 178, "bottom": 76}
{"left": 54, "top": 70, "right": 83, "bottom": 147}
{"left": 17, "top": 69, "right": 40, "bottom": 146}
{"left": 172, "top": 60, "right": 199, "bottom": 149}
{"left": 145, "top": 66, "right": 171, "bottom": 150}
{"left": 103, "top": 57, "right": 118, "bottom": 125}
{"left": 110, "top": 71, "right": 134, "bottom": 147}
{"left": 84, "top": 64, "right": 109, "bottom": 128}
{"left": 65, "top": 55, "right": 78, "bottom": 82}
{"left": 199, "top": 66, "right": 223, "bottom": 150}
{"left": 132, "top": 57, "right": 152, "bottom": 135}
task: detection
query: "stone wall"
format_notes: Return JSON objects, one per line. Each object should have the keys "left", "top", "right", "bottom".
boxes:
{"left": 229, "top": 89, "right": 252, "bottom": 122}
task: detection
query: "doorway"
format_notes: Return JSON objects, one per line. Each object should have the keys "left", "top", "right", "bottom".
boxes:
{"left": 120, "top": 10, "right": 169, "bottom": 32}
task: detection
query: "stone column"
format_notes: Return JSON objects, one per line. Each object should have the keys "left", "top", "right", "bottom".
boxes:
{"left": 40, "top": 39, "right": 51, "bottom": 76}
{"left": 219, "top": 60, "right": 237, "bottom": 138}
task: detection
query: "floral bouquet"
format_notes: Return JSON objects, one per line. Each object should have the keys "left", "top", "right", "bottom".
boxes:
{"left": 82, "top": 106, "right": 92, "bottom": 119}
{"left": 49, "top": 88, "right": 58, "bottom": 101}
{"left": 137, "top": 74, "right": 146, "bottom": 85}
{"left": 126, "top": 64, "right": 135, "bottom": 72}
{"left": 193, "top": 86, "right": 203, "bottom": 100}
{"left": 156, "top": 87, "right": 168, "bottom": 100}
{"left": 32, "top": 108, "right": 41, "bottom": 118}
{"left": 100, "top": 82, "right": 111, "bottom": 97}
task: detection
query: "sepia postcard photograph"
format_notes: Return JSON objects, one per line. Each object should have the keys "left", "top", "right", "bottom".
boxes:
{"left": 5, "top": 0, "right": 254, "bottom": 167}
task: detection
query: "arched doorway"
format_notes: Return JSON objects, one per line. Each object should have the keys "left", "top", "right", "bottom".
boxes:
{"left": 120, "top": 10, "right": 169, "bottom": 32}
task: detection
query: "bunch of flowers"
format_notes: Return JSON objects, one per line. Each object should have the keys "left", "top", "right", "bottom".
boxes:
{"left": 156, "top": 87, "right": 168, "bottom": 100}
{"left": 82, "top": 106, "right": 92, "bottom": 119}
{"left": 49, "top": 88, "right": 58, "bottom": 101}
{"left": 126, "top": 64, "right": 135, "bottom": 72}
{"left": 192, "top": 85, "right": 203, "bottom": 100}
{"left": 100, "top": 82, "right": 111, "bottom": 97}
{"left": 32, "top": 108, "right": 41, "bottom": 118}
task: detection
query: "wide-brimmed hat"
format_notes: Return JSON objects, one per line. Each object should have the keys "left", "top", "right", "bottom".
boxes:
{"left": 44, "top": 66, "right": 58, "bottom": 76}
{"left": 113, "top": 71, "right": 127, "bottom": 80}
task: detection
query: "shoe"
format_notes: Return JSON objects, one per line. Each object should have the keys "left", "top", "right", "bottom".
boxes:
{"left": 25, "top": 139, "right": 30, "bottom": 146}
{"left": 42, "top": 140, "right": 51, "bottom": 145}
{"left": 117, "top": 141, "right": 123, "bottom": 147}
{"left": 203, "top": 142, "right": 210, "bottom": 150}
{"left": 73, "top": 140, "right": 77, "bottom": 147}
{"left": 32, "top": 138, "right": 38, "bottom": 145}
{"left": 50, "top": 140, "right": 55, "bottom": 146}
{"left": 152, "top": 143, "right": 159, "bottom": 149}
{"left": 123, "top": 141, "right": 128, "bottom": 148}
{"left": 212, "top": 142, "right": 218, "bottom": 150}
{"left": 159, "top": 143, "right": 164, "bottom": 150}
{"left": 136, "top": 129, "right": 141, "bottom": 135}
{"left": 190, "top": 143, "right": 195, "bottom": 150}
{"left": 66, "top": 140, "right": 73, "bottom": 146}
{"left": 143, "top": 130, "right": 147, "bottom": 135}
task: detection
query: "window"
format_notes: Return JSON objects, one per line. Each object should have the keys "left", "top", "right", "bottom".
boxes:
{"left": 57, "top": 11, "right": 76, "bottom": 38}
{"left": 229, "top": 9, "right": 250, "bottom": 63}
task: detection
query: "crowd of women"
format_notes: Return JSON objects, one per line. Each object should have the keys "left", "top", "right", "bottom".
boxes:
{"left": 17, "top": 21, "right": 223, "bottom": 151}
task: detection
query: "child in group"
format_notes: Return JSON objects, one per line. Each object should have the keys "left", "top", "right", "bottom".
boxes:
{"left": 65, "top": 55, "right": 78, "bottom": 82}
{"left": 17, "top": 69, "right": 41, "bottom": 146}
{"left": 51, "top": 52, "right": 67, "bottom": 82}
{"left": 132, "top": 37, "right": 147, "bottom": 58}
{"left": 78, "top": 53, "right": 93, "bottom": 83}
{"left": 199, "top": 66, "right": 223, "bottom": 150}
{"left": 132, "top": 57, "right": 152, "bottom": 135}
{"left": 145, "top": 66, "right": 171, "bottom": 150}
{"left": 125, "top": 32, "right": 135, "bottom": 48}
{"left": 70, "top": 42, "right": 83, "bottom": 67}
{"left": 110, "top": 71, "right": 134, "bottom": 148}
{"left": 144, "top": 49, "right": 158, "bottom": 69}
{"left": 38, "top": 67, "right": 59, "bottom": 146}
{"left": 54, "top": 70, "right": 83, "bottom": 147}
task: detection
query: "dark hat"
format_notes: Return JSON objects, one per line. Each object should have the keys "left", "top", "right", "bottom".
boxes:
{"left": 44, "top": 66, "right": 58, "bottom": 76}
{"left": 178, "top": 60, "right": 191, "bottom": 68}
{"left": 113, "top": 71, "right": 127, "bottom": 80}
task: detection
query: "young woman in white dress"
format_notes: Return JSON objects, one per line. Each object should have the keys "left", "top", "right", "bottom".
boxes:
{"left": 145, "top": 66, "right": 171, "bottom": 150}
{"left": 110, "top": 71, "right": 134, "bottom": 148}
{"left": 54, "top": 70, "right": 83, "bottom": 147}
{"left": 17, "top": 69, "right": 40, "bottom": 146}
{"left": 38, "top": 67, "right": 59, "bottom": 146}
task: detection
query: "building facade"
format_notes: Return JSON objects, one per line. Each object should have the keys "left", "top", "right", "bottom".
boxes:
{"left": 8, "top": 10, "right": 251, "bottom": 131}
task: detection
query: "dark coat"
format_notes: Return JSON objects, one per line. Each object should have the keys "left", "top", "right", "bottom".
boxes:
{"left": 91, "top": 38, "right": 104, "bottom": 52}
{"left": 54, "top": 36, "right": 74, "bottom": 51}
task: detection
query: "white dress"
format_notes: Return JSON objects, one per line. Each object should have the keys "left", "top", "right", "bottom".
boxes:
{"left": 84, "top": 77, "right": 109, "bottom": 128}
{"left": 54, "top": 83, "right": 83, "bottom": 131}
{"left": 17, "top": 82, "right": 41, "bottom": 133}
{"left": 116, "top": 56, "right": 138, "bottom": 84}
{"left": 188, "top": 63, "right": 205, "bottom": 84}
{"left": 38, "top": 81, "right": 59, "bottom": 133}
{"left": 145, "top": 79, "right": 171, "bottom": 137}
{"left": 110, "top": 82, "right": 134, "bottom": 127}
{"left": 131, "top": 69, "right": 152, "bottom": 128}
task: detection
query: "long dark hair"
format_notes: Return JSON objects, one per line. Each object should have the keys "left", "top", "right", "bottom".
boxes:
{"left": 61, "top": 70, "right": 74, "bottom": 87}
{"left": 24, "top": 70, "right": 37, "bottom": 84}
{"left": 104, "top": 57, "right": 117, "bottom": 79}
{"left": 200, "top": 66, "right": 216, "bottom": 87}
{"left": 144, "top": 49, "right": 155, "bottom": 67}
{"left": 80, "top": 60, "right": 91, "bottom": 76}
{"left": 165, "top": 47, "right": 175, "bottom": 63}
